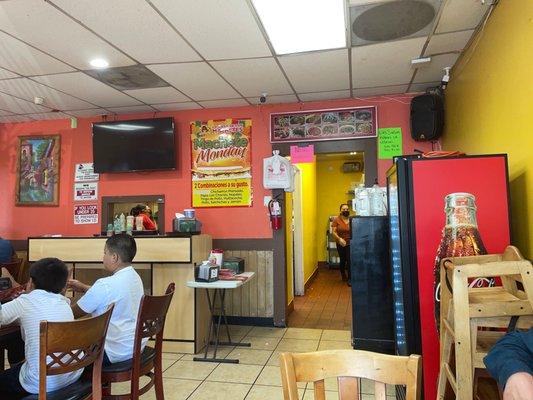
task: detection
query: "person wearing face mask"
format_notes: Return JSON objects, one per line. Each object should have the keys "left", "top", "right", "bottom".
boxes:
{"left": 331, "top": 204, "right": 352, "bottom": 286}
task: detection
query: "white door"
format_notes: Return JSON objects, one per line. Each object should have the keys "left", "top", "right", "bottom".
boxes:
{"left": 292, "top": 167, "right": 305, "bottom": 296}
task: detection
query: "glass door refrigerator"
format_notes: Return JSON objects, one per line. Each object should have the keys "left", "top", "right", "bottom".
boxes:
{"left": 386, "top": 154, "right": 511, "bottom": 400}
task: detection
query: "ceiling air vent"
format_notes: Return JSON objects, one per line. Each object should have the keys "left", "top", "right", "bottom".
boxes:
{"left": 349, "top": 0, "right": 441, "bottom": 47}
{"left": 84, "top": 65, "right": 169, "bottom": 90}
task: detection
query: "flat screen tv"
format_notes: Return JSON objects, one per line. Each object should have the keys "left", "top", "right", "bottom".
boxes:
{"left": 92, "top": 117, "right": 176, "bottom": 173}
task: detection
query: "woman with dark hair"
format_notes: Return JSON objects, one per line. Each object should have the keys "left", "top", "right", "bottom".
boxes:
{"left": 331, "top": 203, "right": 352, "bottom": 286}
{"left": 133, "top": 204, "right": 157, "bottom": 231}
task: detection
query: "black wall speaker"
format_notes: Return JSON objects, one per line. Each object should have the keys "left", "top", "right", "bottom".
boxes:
{"left": 410, "top": 94, "right": 444, "bottom": 141}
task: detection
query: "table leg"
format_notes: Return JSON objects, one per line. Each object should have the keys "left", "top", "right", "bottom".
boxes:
{"left": 211, "top": 289, "right": 251, "bottom": 350}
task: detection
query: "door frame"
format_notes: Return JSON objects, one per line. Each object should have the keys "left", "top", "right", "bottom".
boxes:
{"left": 271, "top": 138, "right": 378, "bottom": 326}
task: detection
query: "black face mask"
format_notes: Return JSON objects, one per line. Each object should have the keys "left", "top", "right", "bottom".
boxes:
{"left": 341, "top": 211, "right": 349, "bottom": 217}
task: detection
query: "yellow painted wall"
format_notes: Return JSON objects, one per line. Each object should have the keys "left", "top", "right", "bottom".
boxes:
{"left": 285, "top": 190, "right": 294, "bottom": 306}
{"left": 316, "top": 159, "right": 363, "bottom": 261}
{"left": 442, "top": 0, "right": 533, "bottom": 258}
{"left": 299, "top": 161, "right": 318, "bottom": 284}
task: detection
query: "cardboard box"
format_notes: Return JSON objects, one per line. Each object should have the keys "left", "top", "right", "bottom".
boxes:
{"left": 222, "top": 257, "right": 245, "bottom": 274}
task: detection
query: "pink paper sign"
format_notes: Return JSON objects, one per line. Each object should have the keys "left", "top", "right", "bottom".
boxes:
{"left": 290, "top": 145, "right": 315, "bottom": 164}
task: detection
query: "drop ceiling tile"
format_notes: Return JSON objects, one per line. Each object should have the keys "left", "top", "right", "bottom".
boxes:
{"left": 353, "top": 85, "right": 409, "bottom": 97}
{"left": 25, "top": 112, "right": 70, "bottom": 120}
{"left": 246, "top": 94, "right": 298, "bottom": 105}
{"left": 0, "top": 31, "right": 74, "bottom": 76}
{"left": 211, "top": 58, "right": 293, "bottom": 97}
{"left": 0, "top": 109, "right": 14, "bottom": 116}
{"left": 148, "top": 63, "right": 240, "bottom": 101}
{"left": 0, "top": 68, "right": 19, "bottom": 80}
{"left": 0, "top": 0, "right": 135, "bottom": 69}
{"left": 0, "top": 93, "right": 49, "bottom": 114}
{"left": 424, "top": 30, "right": 474, "bottom": 55}
{"left": 51, "top": 0, "right": 200, "bottom": 64}
{"left": 298, "top": 90, "right": 351, "bottom": 101}
{"left": 414, "top": 53, "right": 459, "bottom": 83}
{"left": 279, "top": 49, "right": 350, "bottom": 93}
{"left": 32, "top": 73, "right": 142, "bottom": 107}
{"left": 153, "top": 102, "right": 200, "bottom": 111}
{"left": 198, "top": 99, "right": 248, "bottom": 108}
{"left": 0, "top": 78, "right": 94, "bottom": 110}
{"left": 408, "top": 81, "right": 440, "bottom": 93}
{"left": 66, "top": 109, "right": 106, "bottom": 117}
{"left": 351, "top": 37, "right": 426, "bottom": 87}
{"left": 349, "top": 0, "right": 390, "bottom": 5}
{"left": 436, "top": 0, "right": 491, "bottom": 33}
{"left": 107, "top": 105, "right": 156, "bottom": 114}
{"left": 0, "top": 115, "right": 33, "bottom": 123}
{"left": 150, "top": 0, "right": 271, "bottom": 59}
{"left": 123, "top": 87, "right": 190, "bottom": 104}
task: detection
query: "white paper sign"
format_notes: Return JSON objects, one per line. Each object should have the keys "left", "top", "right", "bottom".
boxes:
{"left": 74, "top": 204, "right": 98, "bottom": 225}
{"left": 75, "top": 163, "right": 99, "bottom": 182}
{"left": 74, "top": 182, "right": 98, "bottom": 201}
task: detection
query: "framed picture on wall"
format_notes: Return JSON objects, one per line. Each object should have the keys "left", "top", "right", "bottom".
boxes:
{"left": 15, "top": 135, "right": 61, "bottom": 206}
{"left": 270, "top": 105, "right": 377, "bottom": 143}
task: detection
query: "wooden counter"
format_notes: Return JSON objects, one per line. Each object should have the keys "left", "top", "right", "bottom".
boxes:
{"left": 28, "top": 235, "right": 212, "bottom": 354}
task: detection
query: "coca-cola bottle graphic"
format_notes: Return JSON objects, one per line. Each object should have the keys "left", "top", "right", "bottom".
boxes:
{"left": 434, "top": 193, "right": 487, "bottom": 331}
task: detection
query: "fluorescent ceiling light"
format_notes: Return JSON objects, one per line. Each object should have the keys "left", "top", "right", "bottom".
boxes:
{"left": 90, "top": 58, "right": 109, "bottom": 68}
{"left": 252, "top": 0, "right": 346, "bottom": 55}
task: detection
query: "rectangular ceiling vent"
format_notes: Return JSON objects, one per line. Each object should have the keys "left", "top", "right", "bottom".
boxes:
{"left": 84, "top": 65, "right": 169, "bottom": 91}
{"left": 349, "top": 0, "right": 442, "bottom": 47}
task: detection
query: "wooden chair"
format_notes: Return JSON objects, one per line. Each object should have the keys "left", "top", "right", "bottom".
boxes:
{"left": 0, "top": 257, "right": 23, "bottom": 283}
{"left": 102, "top": 283, "right": 175, "bottom": 400}
{"left": 280, "top": 349, "right": 422, "bottom": 400}
{"left": 22, "top": 304, "right": 114, "bottom": 400}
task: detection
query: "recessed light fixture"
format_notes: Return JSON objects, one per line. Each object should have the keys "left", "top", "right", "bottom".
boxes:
{"left": 89, "top": 58, "right": 109, "bottom": 68}
{"left": 350, "top": 152, "right": 357, "bottom": 155}
{"left": 252, "top": 0, "right": 346, "bottom": 55}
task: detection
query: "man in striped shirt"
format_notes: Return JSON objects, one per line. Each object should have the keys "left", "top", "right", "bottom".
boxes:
{"left": 0, "top": 258, "right": 82, "bottom": 397}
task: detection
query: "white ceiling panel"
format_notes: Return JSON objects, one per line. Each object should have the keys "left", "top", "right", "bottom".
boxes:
{"left": 0, "top": 0, "right": 135, "bottom": 69}
{"left": 299, "top": 90, "right": 351, "bottom": 101}
{"left": 51, "top": 0, "right": 201, "bottom": 64}
{"left": 352, "top": 37, "right": 426, "bottom": 87}
{"left": 148, "top": 63, "right": 240, "bottom": 100}
{"left": 153, "top": 102, "right": 200, "bottom": 111}
{"left": 279, "top": 49, "right": 350, "bottom": 93}
{"left": 66, "top": 109, "right": 106, "bottom": 117}
{"left": 413, "top": 53, "right": 459, "bottom": 83}
{"left": 436, "top": 0, "right": 490, "bottom": 33}
{"left": 425, "top": 30, "right": 474, "bottom": 55}
{"left": 123, "top": 87, "right": 190, "bottom": 104}
{"left": 25, "top": 112, "right": 70, "bottom": 120}
{"left": 0, "top": 68, "right": 19, "bottom": 80}
{"left": 408, "top": 81, "right": 440, "bottom": 93}
{"left": 349, "top": 0, "right": 393, "bottom": 5}
{"left": 211, "top": 58, "right": 293, "bottom": 97}
{"left": 0, "top": 78, "right": 94, "bottom": 110}
{"left": 150, "top": 0, "right": 271, "bottom": 59}
{"left": 199, "top": 99, "right": 249, "bottom": 108}
{"left": 0, "top": 93, "right": 49, "bottom": 114}
{"left": 0, "top": 115, "right": 33, "bottom": 123}
{"left": 107, "top": 105, "right": 156, "bottom": 114}
{"left": 32, "top": 73, "right": 142, "bottom": 107}
{"left": 353, "top": 85, "right": 408, "bottom": 97}
{"left": 246, "top": 94, "right": 298, "bottom": 104}
{"left": 0, "top": 31, "right": 74, "bottom": 76}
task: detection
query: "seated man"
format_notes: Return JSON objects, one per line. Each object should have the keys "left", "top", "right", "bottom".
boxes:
{"left": 484, "top": 328, "right": 533, "bottom": 400}
{"left": 69, "top": 233, "right": 145, "bottom": 365}
{"left": 0, "top": 258, "right": 82, "bottom": 397}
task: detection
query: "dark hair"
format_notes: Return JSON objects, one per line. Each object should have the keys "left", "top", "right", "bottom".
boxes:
{"left": 130, "top": 206, "right": 141, "bottom": 217}
{"left": 106, "top": 233, "right": 137, "bottom": 263}
{"left": 29, "top": 257, "right": 69, "bottom": 294}
{"left": 339, "top": 203, "right": 349, "bottom": 211}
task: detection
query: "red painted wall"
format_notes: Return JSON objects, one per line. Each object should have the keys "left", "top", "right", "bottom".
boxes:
{"left": 0, "top": 96, "right": 431, "bottom": 240}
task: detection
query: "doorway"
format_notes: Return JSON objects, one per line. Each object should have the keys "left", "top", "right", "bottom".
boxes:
{"left": 285, "top": 151, "right": 365, "bottom": 330}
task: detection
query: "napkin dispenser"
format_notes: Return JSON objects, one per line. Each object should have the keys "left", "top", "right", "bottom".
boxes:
{"left": 173, "top": 217, "right": 202, "bottom": 233}
{"left": 195, "top": 262, "right": 219, "bottom": 282}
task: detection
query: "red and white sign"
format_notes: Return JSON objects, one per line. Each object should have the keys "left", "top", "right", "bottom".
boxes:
{"left": 74, "top": 182, "right": 98, "bottom": 201}
{"left": 74, "top": 204, "right": 98, "bottom": 225}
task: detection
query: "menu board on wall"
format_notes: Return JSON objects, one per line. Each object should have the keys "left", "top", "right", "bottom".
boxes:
{"left": 270, "top": 106, "right": 377, "bottom": 143}
{"left": 191, "top": 119, "right": 252, "bottom": 208}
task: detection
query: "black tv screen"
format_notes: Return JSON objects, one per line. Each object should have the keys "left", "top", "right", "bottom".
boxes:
{"left": 92, "top": 117, "right": 175, "bottom": 173}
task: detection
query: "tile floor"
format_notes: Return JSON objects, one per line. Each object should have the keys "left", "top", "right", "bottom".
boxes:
{"left": 106, "top": 325, "right": 397, "bottom": 399}
{"left": 287, "top": 265, "right": 352, "bottom": 330}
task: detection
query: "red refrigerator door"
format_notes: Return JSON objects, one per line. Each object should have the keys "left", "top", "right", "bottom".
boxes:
{"left": 411, "top": 155, "right": 510, "bottom": 400}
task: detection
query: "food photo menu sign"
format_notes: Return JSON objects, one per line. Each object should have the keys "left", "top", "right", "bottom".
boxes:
{"left": 270, "top": 106, "right": 377, "bottom": 143}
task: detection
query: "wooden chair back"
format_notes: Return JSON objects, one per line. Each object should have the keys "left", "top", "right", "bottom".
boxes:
{"left": 280, "top": 350, "right": 421, "bottom": 400}
{"left": 0, "top": 258, "right": 23, "bottom": 282}
{"left": 39, "top": 305, "right": 114, "bottom": 400}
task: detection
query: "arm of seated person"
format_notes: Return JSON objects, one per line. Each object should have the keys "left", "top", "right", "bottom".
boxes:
{"left": 67, "top": 278, "right": 91, "bottom": 293}
{"left": 503, "top": 372, "right": 533, "bottom": 400}
{"left": 71, "top": 303, "right": 88, "bottom": 319}
{"left": 72, "top": 279, "right": 109, "bottom": 320}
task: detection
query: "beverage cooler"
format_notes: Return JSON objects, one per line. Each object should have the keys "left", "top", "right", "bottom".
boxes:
{"left": 386, "top": 154, "right": 511, "bottom": 399}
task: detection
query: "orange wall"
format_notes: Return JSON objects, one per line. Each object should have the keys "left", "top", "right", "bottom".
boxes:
{"left": 0, "top": 96, "right": 431, "bottom": 240}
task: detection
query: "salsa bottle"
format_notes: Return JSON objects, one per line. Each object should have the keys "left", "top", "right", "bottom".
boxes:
{"left": 433, "top": 193, "right": 487, "bottom": 331}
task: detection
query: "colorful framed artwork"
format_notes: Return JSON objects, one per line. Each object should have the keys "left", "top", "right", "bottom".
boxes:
{"left": 15, "top": 135, "right": 61, "bottom": 206}
{"left": 270, "top": 106, "right": 377, "bottom": 143}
